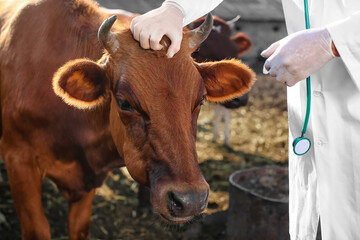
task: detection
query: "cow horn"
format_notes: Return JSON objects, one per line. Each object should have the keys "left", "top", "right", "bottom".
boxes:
{"left": 98, "top": 15, "right": 119, "bottom": 53}
{"left": 187, "top": 13, "right": 213, "bottom": 49}
{"left": 227, "top": 15, "right": 241, "bottom": 30}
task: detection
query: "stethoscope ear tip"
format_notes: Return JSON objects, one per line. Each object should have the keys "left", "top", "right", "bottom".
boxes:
{"left": 293, "top": 137, "right": 311, "bottom": 156}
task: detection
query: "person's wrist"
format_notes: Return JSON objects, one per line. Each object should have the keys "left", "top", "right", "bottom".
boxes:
{"left": 322, "top": 28, "right": 340, "bottom": 58}
{"left": 161, "top": 1, "right": 185, "bottom": 23}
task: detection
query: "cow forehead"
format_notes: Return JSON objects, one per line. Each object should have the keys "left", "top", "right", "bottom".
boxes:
{"left": 106, "top": 29, "right": 205, "bottom": 108}
{"left": 115, "top": 60, "right": 204, "bottom": 108}
{"left": 112, "top": 59, "right": 203, "bottom": 111}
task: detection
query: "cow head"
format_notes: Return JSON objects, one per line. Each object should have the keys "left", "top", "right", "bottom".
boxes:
{"left": 191, "top": 16, "right": 252, "bottom": 62}
{"left": 52, "top": 14, "right": 255, "bottom": 223}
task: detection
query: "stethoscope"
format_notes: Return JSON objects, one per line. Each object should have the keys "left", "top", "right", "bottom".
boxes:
{"left": 292, "top": 0, "right": 311, "bottom": 156}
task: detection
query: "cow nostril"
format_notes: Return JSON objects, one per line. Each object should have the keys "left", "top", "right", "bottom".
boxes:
{"left": 165, "top": 190, "right": 209, "bottom": 218}
{"left": 166, "top": 192, "right": 184, "bottom": 216}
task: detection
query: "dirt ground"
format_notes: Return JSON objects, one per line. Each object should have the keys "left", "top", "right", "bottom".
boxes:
{"left": 0, "top": 72, "right": 289, "bottom": 240}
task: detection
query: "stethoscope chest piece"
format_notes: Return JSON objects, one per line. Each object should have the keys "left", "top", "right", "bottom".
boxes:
{"left": 293, "top": 137, "right": 311, "bottom": 156}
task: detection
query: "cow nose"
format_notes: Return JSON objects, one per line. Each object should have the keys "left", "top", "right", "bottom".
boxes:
{"left": 166, "top": 190, "right": 209, "bottom": 217}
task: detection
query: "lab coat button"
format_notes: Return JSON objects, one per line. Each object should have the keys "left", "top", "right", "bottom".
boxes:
{"left": 317, "top": 140, "right": 324, "bottom": 146}
{"left": 313, "top": 91, "right": 323, "bottom": 97}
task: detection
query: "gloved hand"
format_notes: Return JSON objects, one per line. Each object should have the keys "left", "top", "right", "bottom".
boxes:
{"left": 261, "top": 28, "right": 335, "bottom": 86}
{"left": 130, "top": 2, "right": 184, "bottom": 58}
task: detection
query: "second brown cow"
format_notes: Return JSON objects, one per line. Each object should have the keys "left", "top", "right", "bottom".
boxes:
{"left": 191, "top": 16, "right": 253, "bottom": 146}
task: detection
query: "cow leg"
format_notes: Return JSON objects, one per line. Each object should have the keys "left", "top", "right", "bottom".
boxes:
{"left": 223, "top": 108, "right": 231, "bottom": 147}
{"left": 68, "top": 189, "right": 96, "bottom": 240}
{"left": 212, "top": 105, "right": 222, "bottom": 143}
{"left": 5, "top": 152, "right": 50, "bottom": 240}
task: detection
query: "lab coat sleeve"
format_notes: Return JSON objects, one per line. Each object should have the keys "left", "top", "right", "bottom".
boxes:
{"left": 327, "top": 11, "right": 360, "bottom": 90}
{"left": 164, "top": 0, "right": 223, "bottom": 26}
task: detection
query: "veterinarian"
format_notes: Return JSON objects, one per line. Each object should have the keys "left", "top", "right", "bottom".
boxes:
{"left": 262, "top": 1, "right": 360, "bottom": 240}
{"left": 130, "top": 1, "right": 360, "bottom": 240}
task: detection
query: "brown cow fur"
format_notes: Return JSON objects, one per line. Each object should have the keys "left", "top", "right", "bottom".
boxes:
{"left": 0, "top": 0, "right": 256, "bottom": 239}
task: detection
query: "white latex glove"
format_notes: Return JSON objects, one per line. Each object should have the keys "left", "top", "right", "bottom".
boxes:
{"left": 261, "top": 28, "right": 335, "bottom": 87}
{"left": 130, "top": 2, "right": 184, "bottom": 58}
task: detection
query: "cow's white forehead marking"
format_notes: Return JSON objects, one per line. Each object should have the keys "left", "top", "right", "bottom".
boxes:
{"left": 212, "top": 25, "right": 221, "bottom": 34}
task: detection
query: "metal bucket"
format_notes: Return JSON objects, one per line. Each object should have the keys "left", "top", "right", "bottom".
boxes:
{"left": 226, "top": 166, "right": 289, "bottom": 240}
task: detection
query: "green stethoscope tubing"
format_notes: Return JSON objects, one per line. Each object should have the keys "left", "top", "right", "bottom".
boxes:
{"left": 292, "top": 0, "right": 312, "bottom": 156}
{"left": 303, "top": 0, "right": 311, "bottom": 134}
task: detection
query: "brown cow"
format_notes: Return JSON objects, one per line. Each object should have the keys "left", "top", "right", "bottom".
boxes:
{"left": 191, "top": 16, "right": 251, "bottom": 62}
{"left": 0, "top": 0, "right": 255, "bottom": 239}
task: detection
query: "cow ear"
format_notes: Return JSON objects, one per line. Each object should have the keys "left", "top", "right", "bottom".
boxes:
{"left": 196, "top": 59, "right": 256, "bottom": 103}
{"left": 231, "top": 33, "right": 252, "bottom": 56}
{"left": 52, "top": 59, "right": 109, "bottom": 109}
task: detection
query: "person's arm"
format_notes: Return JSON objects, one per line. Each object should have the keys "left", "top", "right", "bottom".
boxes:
{"left": 327, "top": 11, "right": 360, "bottom": 89}
{"left": 261, "top": 11, "right": 360, "bottom": 87}
{"left": 130, "top": 0, "right": 223, "bottom": 58}
{"left": 261, "top": 28, "right": 335, "bottom": 86}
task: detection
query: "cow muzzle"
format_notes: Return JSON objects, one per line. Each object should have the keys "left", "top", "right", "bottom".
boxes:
{"left": 151, "top": 178, "right": 209, "bottom": 224}
{"left": 165, "top": 189, "right": 209, "bottom": 220}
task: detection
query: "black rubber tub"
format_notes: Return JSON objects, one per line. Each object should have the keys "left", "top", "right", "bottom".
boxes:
{"left": 226, "top": 166, "right": 289, "bottom": 240}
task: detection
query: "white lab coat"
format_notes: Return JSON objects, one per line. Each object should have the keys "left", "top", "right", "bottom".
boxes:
{"left": 166, "top": 0, "right": 223, "bottom": 25}
{"left": 282, "top": 0, "right": 360, "bottom": 239}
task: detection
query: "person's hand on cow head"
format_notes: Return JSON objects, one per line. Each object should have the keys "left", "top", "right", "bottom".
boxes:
{"left": 130, "top": 2, "right": 184, "bottom": 58}
{"left": 261, "top": 28, "right": 338, "bottom": 87}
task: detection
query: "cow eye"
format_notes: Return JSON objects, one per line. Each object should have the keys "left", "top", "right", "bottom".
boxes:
{"left": 117, "top": 99, "right": 134, "bottom": 112}
{"left": 200, "top": 95, "right": 207, "bottom": 106}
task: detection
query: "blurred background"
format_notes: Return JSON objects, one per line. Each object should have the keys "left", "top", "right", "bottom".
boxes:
{"left": 0, "top": 0, "right": 289, "bottom": 239}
